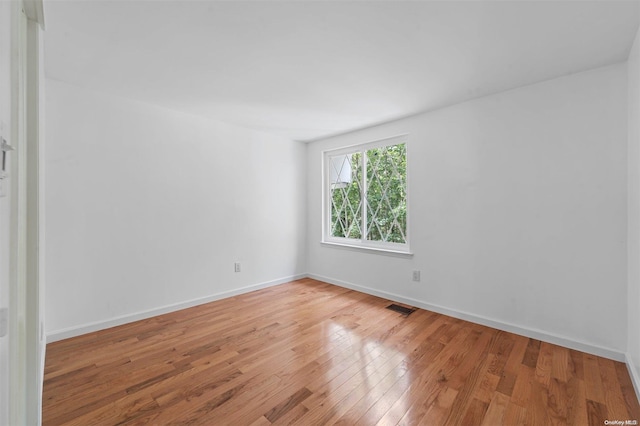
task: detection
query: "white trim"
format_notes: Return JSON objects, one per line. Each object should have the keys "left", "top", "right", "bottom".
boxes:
{"left": 8, "top": 2, "right": 25, "bottom": 422}
{"left": 32, "top": 16, "right": 46, "bottom": 425}
{"left": 46, "top": 274, "right": 307, "bottom": 343}
{"left": 9, "top": 6, "right": 43, "bottom": 424}
{"left": 308, "top": 273, "right": 627, "bottom": 362}
{"left": 324, "top": 133, "right": 409, "bottom": 156}
{"left": 320, "top": 241, "right": 413, "bottom": 258}
{"left": 626, "top": 353, "right": 640, "bottom": 403}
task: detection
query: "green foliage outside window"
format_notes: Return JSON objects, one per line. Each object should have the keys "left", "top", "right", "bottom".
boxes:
{"left": 330, "top": 143, "right": 406, "bottom": 244}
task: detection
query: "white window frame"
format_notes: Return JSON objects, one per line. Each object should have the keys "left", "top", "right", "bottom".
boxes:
{"left": 322, "top": 134, "right": 411, "bottom": 256}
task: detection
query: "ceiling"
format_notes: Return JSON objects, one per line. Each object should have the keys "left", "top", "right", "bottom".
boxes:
{"left": 44, "top": 0, "right": 640, "bottom": 142}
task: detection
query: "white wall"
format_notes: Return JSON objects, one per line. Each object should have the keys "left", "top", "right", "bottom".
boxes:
{"left": 628, "top": 25, "right": 640, "bottom": 392}
{"left": 45, "top": 79, "right": 307, "bottom": 339}
{"left": 307, "top": 64, "right": 628, "bottom": 358}
{"left": 0, "top": 1, "right": 11, "bottom": 423}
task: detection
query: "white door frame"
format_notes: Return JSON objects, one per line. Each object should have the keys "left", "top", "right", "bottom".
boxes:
{"left": 9, "top": 0, "right": 44, "bottom": 424}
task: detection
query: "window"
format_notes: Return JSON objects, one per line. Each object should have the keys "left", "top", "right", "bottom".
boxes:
{"left": 323, "top": 135, "right": 409, "bottom": 253}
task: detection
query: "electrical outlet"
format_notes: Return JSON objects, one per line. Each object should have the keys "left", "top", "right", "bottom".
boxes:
{"left": 234, "top": 262, "right": 241, "bottom": 273}
{"left": 412, "top": 270, "right": 421, "bottom": 282}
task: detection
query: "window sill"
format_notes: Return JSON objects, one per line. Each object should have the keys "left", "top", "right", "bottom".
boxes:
{"left": 320, "top": 241, "right": 414, "bottom": 258}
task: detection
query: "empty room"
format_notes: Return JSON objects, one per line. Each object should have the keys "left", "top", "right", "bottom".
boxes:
{"left": 2, "top": 0, "right": 640, "bottom": 424}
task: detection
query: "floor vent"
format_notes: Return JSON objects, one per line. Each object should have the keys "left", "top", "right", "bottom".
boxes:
{"left": 386, "top": 304, "right": 416, "bottom": 316}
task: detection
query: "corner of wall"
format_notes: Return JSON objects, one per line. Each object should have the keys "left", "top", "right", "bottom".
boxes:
{"left": 627, "top": 23, "right": 640, "bottom": 403}
{"left": 303, "top": 141, "right": 311, "bottom": 276}
{"left": 627, "top": 353, "right": 640, "bottom": 405}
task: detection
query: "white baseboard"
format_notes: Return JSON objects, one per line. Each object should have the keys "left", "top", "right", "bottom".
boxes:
{"left": 45, "top": 270, "right": 639, "bottom": 404}
{"left": 46, "top": 274, "right": 307, "bottom": 343}
{"left": 308, "top": 273, "right": 627, "bottom": 362}
{"left": 46, "top": 272, "right": 629, "bottom": 366}
{"left": 626, "top": 354, "right": 640, "bottom": 403}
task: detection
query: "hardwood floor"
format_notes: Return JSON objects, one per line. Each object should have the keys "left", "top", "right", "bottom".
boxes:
{"left": 43, "top": 278, "right": 640, "bottom": 425}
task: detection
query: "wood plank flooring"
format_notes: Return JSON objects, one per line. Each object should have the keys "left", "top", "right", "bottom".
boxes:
{"left": 43, "top": 278, "right": 640, "bottom": 425}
